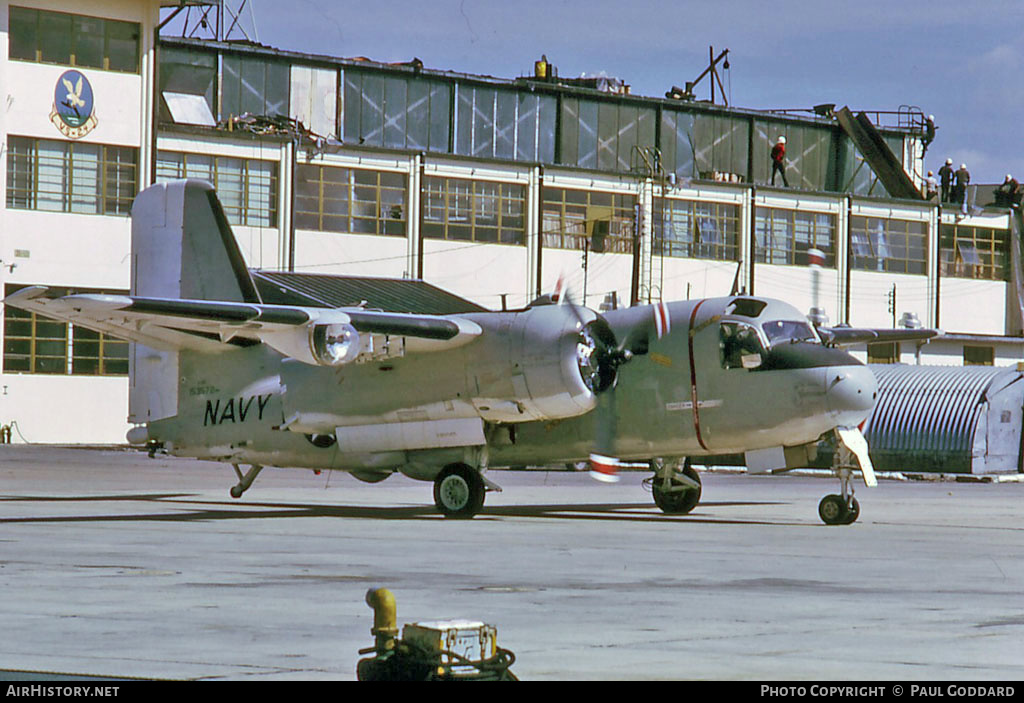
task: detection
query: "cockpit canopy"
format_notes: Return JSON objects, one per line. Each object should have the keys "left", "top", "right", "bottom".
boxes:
{"left": 719, "top": 297, "right": 821, "bottom": 370}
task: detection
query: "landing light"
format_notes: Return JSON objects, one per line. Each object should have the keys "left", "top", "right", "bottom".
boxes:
{"left": 312, "top": 322, "right": 361, "bottom": 366}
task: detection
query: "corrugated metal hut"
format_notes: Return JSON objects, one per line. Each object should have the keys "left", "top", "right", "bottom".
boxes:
{"left": 865, "top": 364, "right": 1024, "bottom": 474}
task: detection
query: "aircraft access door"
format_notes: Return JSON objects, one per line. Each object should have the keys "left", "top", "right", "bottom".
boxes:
{"left": 686, "top": 301, "right": 769, "bottom": 453}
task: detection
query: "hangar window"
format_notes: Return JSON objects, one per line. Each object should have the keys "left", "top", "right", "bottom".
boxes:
{"left": 8, "top": 7, "right": 139, "bottom": 73}
{"left": 558, "top": 98, "right": 656, "bottom": 172}
{"left": 939, "top": 224, "right": 1008, "bottom": 281}
{"left": 221, "top": 54, "right": 289, "bottom": 123}
{"left": 344, "top": 69, "right": 451, "bottom": 153}
{"left": 5, "top": 136, "right": 137, "bottom": 215}
{"left": 3, "top": 285, "right": 128, "bottom": 376}
{"left": 422, "top": 177, "right": 525, "bottom": 245}
{"left": 867, "top": 342, "right": 899, "bottom": 364}
{"left": 963, "top": 345, "right": 995, "bottom": 366}
{"left": 454, "top": 84, "right": 556, "bottom": 163}
{"left": 849, "top": 216, "right": 927, "bottom": 274}
{"left": 755, "top": 208, "right": 836, "bottom": 266}
{"left": 542, "top": 188, "right": 636, "bottom": 254}
{"left": 156, "top": 151, "right": 278, "bottom": 228}
{"left": 294, "top": 165, "right": 406, "bottom": 236}
{"left": 653, "top": 199, "right": 739, "bottom": 261}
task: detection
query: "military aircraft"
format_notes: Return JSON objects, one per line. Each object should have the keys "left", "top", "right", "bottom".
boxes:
{"left": 4, "top": 180, "right": 934, "bottom": 524}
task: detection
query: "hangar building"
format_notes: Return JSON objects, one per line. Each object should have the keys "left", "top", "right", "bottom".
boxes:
{"left": 1, "top": 0, "right": 1022, "bottom": 443}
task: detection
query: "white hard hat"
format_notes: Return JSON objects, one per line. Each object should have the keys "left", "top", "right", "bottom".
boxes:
{"left": 946, "top": 158, "right": 952, "bottom": 164}
{"left": 777, "top": 136, "right": 786, "bottom": 144}
{"left": 1007, "top": 174, "right": 1013, "bottom": 180}
{"left": 928, "top": 114, "right": 934, "bottom": 120}
{"left": 961, "top": 163, "right": 967, "bottom": 169}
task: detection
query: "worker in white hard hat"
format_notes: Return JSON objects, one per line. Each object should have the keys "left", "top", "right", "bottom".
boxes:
{"left": 938, "top": 158, "right": 954, "bottom": 202}
{"left": 954, "top": 163, "right": 971, "bottom": 213}
{"left": 771, "top": 136, "right": 789, "bottom": 187}
{"left": 923, "top": 114, "right": 936, "bottom": 154}
{"left": 996, "top": 173, "right": 1020, "bottom": 207}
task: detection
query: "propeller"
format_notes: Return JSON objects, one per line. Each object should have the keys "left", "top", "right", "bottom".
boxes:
{"left": 554, "top": 277, "right": 668, "bottom": 482}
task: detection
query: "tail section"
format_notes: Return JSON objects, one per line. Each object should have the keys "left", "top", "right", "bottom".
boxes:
{"left": 128, "top": 179, "right": 259, "bottom": 423}
{"left": 130, "top": 179, "right": 260, "bottom": 303}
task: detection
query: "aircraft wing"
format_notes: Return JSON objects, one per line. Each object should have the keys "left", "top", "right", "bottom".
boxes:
{"left": 818, "top": 326, "right": 939, "bottom": 346}
{"left": 3, "top": 286, "right": 481, "bottom": 361}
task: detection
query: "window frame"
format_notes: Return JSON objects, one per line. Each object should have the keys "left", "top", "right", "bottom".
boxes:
{"left": 6, "top": 136, "right": 137, "bottom": 216}
{"left": 156, "top": 151, "right": 279, "bottom": 228}
{"left": 939, "top": 223, "right": 1008, "bottom": 281}
{"left": 755, "top": 207, "right": 836, "bottom": 267}
{"left": 8, "top": 6, "right": 140, "bottom": 74}
{"left": 541, "top": 187, "right": 637, "bottom": 254}
{"left": 655, "top": 198, "right": 740, "bottom": 261}
{"left": 294, "top": 164, "right": 407, "bottom": 237}
{"left": 422, "top": 176, "right": 526, "bottom": 246}
{"left": 850, "top": 216, "right": 928, "bottom": 275}
{"left": 3, "top": 285, "right": 129, "bottom": 376}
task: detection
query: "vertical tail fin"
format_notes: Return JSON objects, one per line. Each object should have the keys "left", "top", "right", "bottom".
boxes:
{"left": 130, "top": 179, "right": 261, "bottom": 303}
{"left": 128, "top": 180, "right": 260, "bottom": 424}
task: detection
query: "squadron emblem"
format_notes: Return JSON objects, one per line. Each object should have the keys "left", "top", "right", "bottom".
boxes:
{"left": 50, "top": 70, "right": 98, "bottom": 138}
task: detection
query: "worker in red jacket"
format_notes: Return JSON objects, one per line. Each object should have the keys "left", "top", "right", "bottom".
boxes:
{"left": 771, "top": 136, "right": 789, "bottom": 187}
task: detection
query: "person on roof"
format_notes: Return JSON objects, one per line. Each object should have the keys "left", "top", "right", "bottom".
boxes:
{"left": 995, "top": 174, "right": 1020, "bottom": 207}
{"left": 922, "top": 114, "right": 936, "bottom": 155}
{"left": 954, "top": 163, "right": 971, "bottom": 214}
{"left": 770, "top": 136, "right": 789, "bottom": 187}
{"left": 924, "top": 170, "right": 937, "bottom": 200}
{"left": 938, "top": 158, "right": 954, "bottom": 202}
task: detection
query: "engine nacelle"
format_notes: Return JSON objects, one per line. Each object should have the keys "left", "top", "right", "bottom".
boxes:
{"left": 469, "top": 303, "right": 600, "bottom": 423}
{"left": 259, "top": 312, "right": 362, "bottom": 367}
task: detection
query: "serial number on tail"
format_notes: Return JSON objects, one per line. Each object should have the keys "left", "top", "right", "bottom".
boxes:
{"left": 204, "top": 394, "right": 273, "bottom": 426}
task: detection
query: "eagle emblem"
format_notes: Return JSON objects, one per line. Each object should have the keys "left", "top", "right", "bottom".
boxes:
{"left": 51, "top": 70, "right": 97, "bottom": 138}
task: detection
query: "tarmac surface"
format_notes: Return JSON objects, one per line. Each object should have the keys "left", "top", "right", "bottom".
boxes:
{"left": 1, "top": 444, "right": 1023, "bottom": 681}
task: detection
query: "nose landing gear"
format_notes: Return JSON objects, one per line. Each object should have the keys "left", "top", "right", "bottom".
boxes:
{"left": 818, "top": 468, "right": 860, "bottom": 525}
{"left": 819, "top": 427, "right": 875, "bottom": 525}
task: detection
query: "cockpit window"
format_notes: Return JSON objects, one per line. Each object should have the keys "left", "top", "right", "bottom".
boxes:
{"left": 720, "top": 321, "right": 766, "bottom": 369}
{"left": 726, "top": 298, "right": 768, "bottom": 318}
{"left": 762, "top": 319, "right": 819, "bottom": 346}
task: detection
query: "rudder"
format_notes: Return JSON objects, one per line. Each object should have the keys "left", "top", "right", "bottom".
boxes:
{"left": 130, "top": 179, "right": 261, "bottom": 303}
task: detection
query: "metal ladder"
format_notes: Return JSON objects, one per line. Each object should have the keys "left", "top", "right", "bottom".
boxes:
{"left": 632, "top": 146, "right": 666, "bottom": 304}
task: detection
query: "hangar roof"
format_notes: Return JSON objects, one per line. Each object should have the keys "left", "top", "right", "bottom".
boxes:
{"left": 251, "top": 270, "right": 488, "bottom": 315}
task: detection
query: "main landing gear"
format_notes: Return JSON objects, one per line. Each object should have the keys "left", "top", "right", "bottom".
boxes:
{"left": 432, "top": 463, "right": 500, "bottom": 519}
{"left": 647, "top": 457, "right": 702, "bottom": 515}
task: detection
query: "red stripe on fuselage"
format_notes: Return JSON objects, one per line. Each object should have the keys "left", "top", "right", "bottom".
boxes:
{"left": 687, "top": 300, "right": 709, "bottom": 451}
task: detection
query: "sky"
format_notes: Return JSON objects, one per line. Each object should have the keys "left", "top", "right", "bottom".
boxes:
{"left": 197, "top": 0, "right": 1023, "bottom": 184}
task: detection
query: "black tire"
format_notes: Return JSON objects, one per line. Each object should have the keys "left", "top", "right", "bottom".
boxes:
{"left": 652, "top": 462, "right": 702, "bottom": 515}
{"left": 818, "top": 494, "right": 849, "bottom": 525}
{"left": 433, "top": 464, "right": 486, "bottom": 519}
{"left": 842, "top": 496, "right": 860, "bottom": 524}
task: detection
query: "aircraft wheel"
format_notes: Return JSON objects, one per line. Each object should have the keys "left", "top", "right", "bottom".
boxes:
{"left": 818, "top": 494, "right": 849, "bottom": 525}
{"left": 652, "top": 463, "right": 702, "bottom": 515}
{"left": 842, "top": 497, "right": 861, "bottom": 524}
{"left": 433, "top": 463, "right": 486, "bottom": 519}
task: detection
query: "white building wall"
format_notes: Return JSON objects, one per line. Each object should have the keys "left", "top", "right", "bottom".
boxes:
{"left": 1, "top": 0, "right": 162, "bottom": 444}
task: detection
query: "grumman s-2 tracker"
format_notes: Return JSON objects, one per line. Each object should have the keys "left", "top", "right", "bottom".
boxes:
{"left": 5, "top": 181, "right": 936, "bottom": 524}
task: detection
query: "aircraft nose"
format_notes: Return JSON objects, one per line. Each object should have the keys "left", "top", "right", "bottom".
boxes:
{"left": 825, "top": 364, "right": 877, "bottom": 425}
